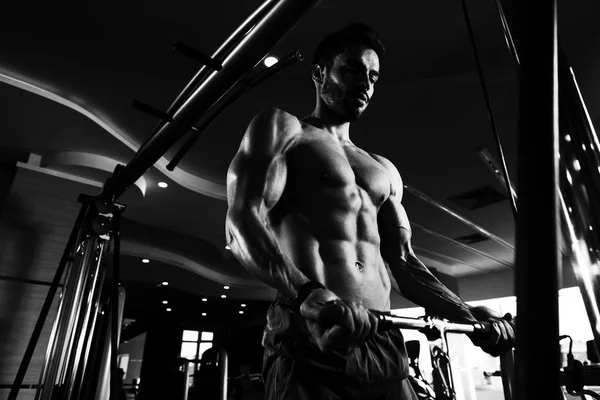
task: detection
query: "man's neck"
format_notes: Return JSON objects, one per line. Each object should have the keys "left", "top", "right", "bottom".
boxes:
{"left": 303, "top": 108, "right": 351, "bottom": 143}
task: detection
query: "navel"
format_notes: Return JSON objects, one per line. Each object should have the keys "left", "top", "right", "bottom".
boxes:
{"left": 355, "top": 261, "right": 364, "bottom": 271}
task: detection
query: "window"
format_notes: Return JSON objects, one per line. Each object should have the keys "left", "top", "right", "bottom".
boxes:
{"left": 180, "top": 330, "right": 214, "bottom": 361}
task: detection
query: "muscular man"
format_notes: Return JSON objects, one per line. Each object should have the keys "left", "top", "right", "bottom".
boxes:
{"left": 226, "top": 23, "right": 514, "bottom": 399}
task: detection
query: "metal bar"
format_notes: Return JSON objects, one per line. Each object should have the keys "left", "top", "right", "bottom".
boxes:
{"left": 72, "top": 247, "right": 108, "bottom": 400}
{"left": 8, "top": 203, "right": 87, "bottom": 400}
{"left": 411, "top": 221, "right": 513, "bottom": 268}
{"left": 219, "top": 348, "right": 228, "bottom": 400}
{"left": 111, "top": 210, "right": 122, "bottom": 400}
{"left": 166, "top": 49, "right": 304, "bottom": 171}
{"left": 375, "top": 313, "right": 488, "bottom": 336}
{"left": 493, "top": 0, "right": 520, "bottom": 67}
{"left": 500, "top": 349, "right": 516, "bottom": 400}
{"left": 476, "top": 148, "right": 519, "bottom": 202}
{"left": 102, "top": 0, "right": 321, "bottom": 200}
{"left": 67, "top": 241, "right": 107, "bottom": 399}
{"left": 404, "top": 184, "right": 515, "bottom": 252}
{"left": 513, "top": 1, "right": 561, "bottom": 399}
{"left": 38, "top": 235, "right": 92, "bottom": 400}
{"left": 459, "top": 0, "right": 519, "bottom": 221}
{"left": 137, "top": 0, "right": 279, "bottom": 156}
{"left": 130, "top": 0, "right": 320, "bottom": 180}
{"left": 558, "top": 60, "right": 600, "bottom": 355}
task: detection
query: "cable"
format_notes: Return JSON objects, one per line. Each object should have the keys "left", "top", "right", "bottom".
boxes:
{"left": 459, "top": 0, "right": 519, "bottom": 221}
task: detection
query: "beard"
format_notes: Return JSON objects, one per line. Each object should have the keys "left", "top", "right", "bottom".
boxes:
{"left": 320, "top": 77, "right": 364, "bottom": 122}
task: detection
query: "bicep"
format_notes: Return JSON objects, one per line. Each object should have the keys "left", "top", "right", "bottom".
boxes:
{"left": 226, "top": 108, "right": 291, "bottom": 217}
{"left": 372, "top": 153, "right": 413, "bottom": 260}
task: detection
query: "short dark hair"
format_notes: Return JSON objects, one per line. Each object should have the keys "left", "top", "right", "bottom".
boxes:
{"left": 312, "top": 22, "right": 385, "bottom": 69}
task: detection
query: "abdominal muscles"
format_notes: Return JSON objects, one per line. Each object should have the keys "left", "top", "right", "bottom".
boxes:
{"left": 269, "top": 184, "right": 392, "bottom": 311}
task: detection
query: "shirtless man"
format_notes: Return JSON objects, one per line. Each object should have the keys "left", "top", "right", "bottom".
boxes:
{"left": 225, "top": 23, "right": 515, "bottom": 399}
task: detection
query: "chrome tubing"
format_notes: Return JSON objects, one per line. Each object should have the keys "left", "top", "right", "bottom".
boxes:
{"left": 219, "top": 348, "right": 229, "bottom": 400}
{"left": 411, "top": 221, "right": 513, "bottom": 268}
{"left": 101, "top": 0, "right": 323, "bottom": 201}
{"left": 405, "top": 184, "right": 515, "bottom": 252}
{"left": 37, "top": 235, "right": 95, "bottom": 400}
{"left": 558, "top": 63, "right": 600, "bottom": 356}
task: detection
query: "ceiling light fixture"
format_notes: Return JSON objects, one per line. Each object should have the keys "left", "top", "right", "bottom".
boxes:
{"left": 241, "top": 304, "right": 246, "bottom": 308}
{"left": 202, "top": 313, "right": 207, "bottom": 316}
{"left": 565, "top": 135, "right": 572, "bottom": 142}
{"left": 142, "top": 259, "right": 150, "bottom": 264}
{"left": 162, "top": 281, "right": 169, "bottom": 286}
{"left": 239, "top": 311, "right": 244, "bottom": 314}
{"left": 158, "top": 182, "right": 168, "bottom": 188}
{"left": 221, "top": 295, "right": 227, "bottom": 299}
{"left": 202, "top": 298, "right": 207, "bottom": 302}
{"left": 166, "top": 308, "right": 172, "bottom": 312}
{"left": 264, "top": 56, "right": 279, "bottom": 67}
{"left": 224, "top": 286, "right": 230, "bottom": 290}
{"left": 162, "top": 300, "right": 168, "bottom": 305}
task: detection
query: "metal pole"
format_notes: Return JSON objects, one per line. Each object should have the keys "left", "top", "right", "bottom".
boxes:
{"left": 219, "top": 349, "right": 228, "bottom": 400}
{"left": 513, "top": 0, "right": 561, "bottom": 399}
{"left": 140, "top": 0, "right": 279, "bottom": 154}
{"left": 101, "top": 0, "right": 322, "bottom": 201}
{"left": 411, "top": 222, "right": 513, "bottom": 268}
{"left": 404, "top": 184, "right": 515, "bottom": 252}
{"left": 8, "top": 202, "right": 88, "bottom": 400}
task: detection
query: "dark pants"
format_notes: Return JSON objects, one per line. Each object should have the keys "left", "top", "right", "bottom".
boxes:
{"left": 261, "top": 294, "right": 418, "bottom": 400}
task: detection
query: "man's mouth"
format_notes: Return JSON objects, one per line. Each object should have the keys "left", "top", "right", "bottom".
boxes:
{"left": 356, "top": 93, "right": 368, "bottom": 104}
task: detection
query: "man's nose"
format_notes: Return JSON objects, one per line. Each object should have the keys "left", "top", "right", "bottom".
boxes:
{"left": 358, "top": 75, "right": 372, "bottom": 93}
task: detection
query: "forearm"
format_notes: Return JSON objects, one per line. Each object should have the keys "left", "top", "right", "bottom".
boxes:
{"left": 226, "top": 209, "right": 310, "bottom": 298}
{"left": 390, "top": 253, "right": 475, "bottom": 323}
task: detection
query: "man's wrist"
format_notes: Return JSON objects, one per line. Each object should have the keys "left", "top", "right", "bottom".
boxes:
{"left": 293, "top": 281, "right": 326, "bottom": 312}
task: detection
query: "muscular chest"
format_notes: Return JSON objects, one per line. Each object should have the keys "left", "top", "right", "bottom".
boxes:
{"left": 283, "top": 135, "right": 392, "bottom": 206}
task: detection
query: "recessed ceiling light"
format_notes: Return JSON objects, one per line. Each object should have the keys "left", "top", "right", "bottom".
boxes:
{"left": 565, "top": 135, "right": 572, "bottom": 142}
{"left": 221, "top": 295, "right": 227, "bottom": 299}
{"left": 202, "top": 313, "right": 207, "bottom": 316}
{"left": 225, "top": 245, "right": 231, "bottom": 250}
{"left": 241, "top": 304, "right": 246, "bottom": 307}
{"left": 162, "top": 300, "right": 168, "bottom": 305}
{"left": 202, "top": 298, "right": 207, "bottom": 302}
{"left": 224, "top": 286, "right": 230, "bottom": 290}
{"left": 142, "top": 259, "right": 150, "bottom": 264}
{"left": 574, "top": 160, "right": 581, "bottom": 171}
{"left": 162, "top": 281, "right": 169, "bottom": 286}
{"left": 239, "top": 311, "right": 244, "bottom": 314}
{"left": 166, "top": 308, "right": 172, "bottom": 312}
{"left": 158, "top": 182, "right": 168, "bottom": 188}
{"left": 264, "top": 56, "right": 278, "bottom": 67}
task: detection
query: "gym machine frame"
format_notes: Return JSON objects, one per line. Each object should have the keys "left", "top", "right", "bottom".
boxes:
{"left": 7, "top": 1, "right": 322, "bottom": 398}
{"left": 8, "top": 0, "right": 600, "bottom": 398}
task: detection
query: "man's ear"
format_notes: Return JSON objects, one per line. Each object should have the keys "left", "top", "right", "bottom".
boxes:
{"left": 312, "top": 64, "right": 324, "bottom": 85}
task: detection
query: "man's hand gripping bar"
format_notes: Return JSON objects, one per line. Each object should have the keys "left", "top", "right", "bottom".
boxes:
{"left": 371, "top": 310, "right": 492, "bottom": 339}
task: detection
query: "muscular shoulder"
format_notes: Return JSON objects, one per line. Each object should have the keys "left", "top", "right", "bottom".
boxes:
{"left": 240, "top": 107, "right": 302, "bottom": 156}
{"left": 369, "top": 153, "right": 404, "bottom": 198}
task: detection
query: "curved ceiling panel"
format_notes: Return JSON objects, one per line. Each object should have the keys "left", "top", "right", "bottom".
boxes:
{"left": 0, "top": 71, "right": 227, "bottom": 200}
{"left": 120, "top": 239, "right": 272, "bottom": 294}
{"left": 41, "top": 151, "right": 148, "bottom": 197}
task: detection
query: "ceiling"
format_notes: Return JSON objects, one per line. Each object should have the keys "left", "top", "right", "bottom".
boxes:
{"left": 2, "top": 0, "right": 600, "bottom": 321}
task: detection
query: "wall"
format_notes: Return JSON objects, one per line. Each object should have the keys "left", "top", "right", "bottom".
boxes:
{"left": 0, "top": 164, "right": 98, "bottom": 399}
